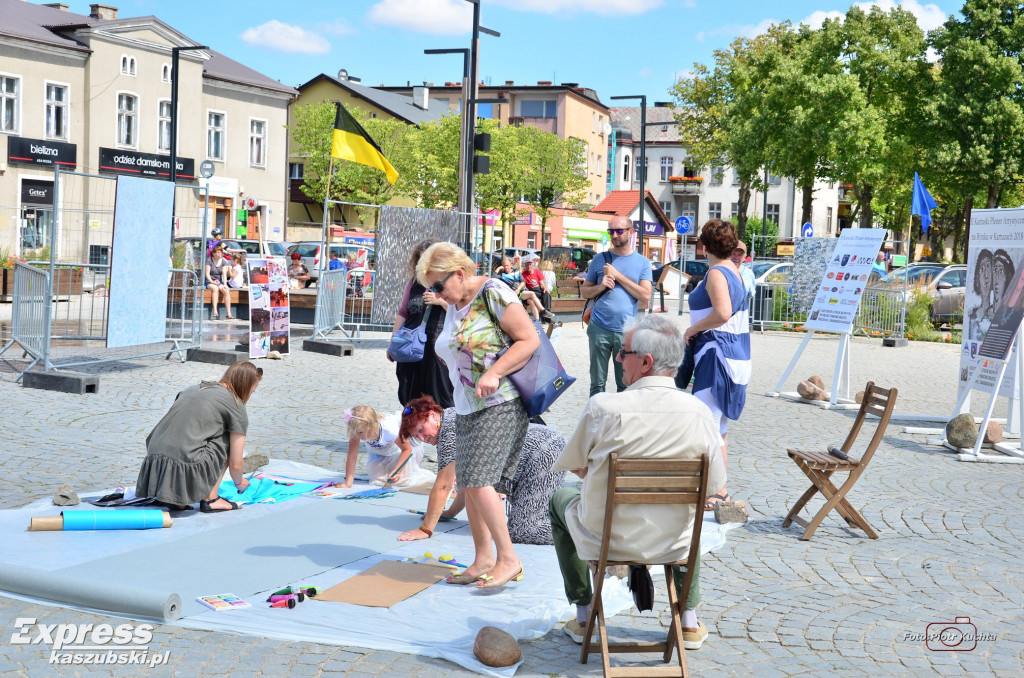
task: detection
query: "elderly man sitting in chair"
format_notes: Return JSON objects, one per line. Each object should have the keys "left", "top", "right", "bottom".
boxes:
{"left": 549, "top": 314, "right": 726, "bottom": 650}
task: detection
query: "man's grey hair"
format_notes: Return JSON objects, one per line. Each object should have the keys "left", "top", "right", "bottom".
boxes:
{"left": 625, "top": 315, "right": 686, "bottom": 374}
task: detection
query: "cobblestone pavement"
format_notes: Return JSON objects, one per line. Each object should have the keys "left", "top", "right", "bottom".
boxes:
{"left": 0, "top": 316, "right": 1021, "bottom": 677}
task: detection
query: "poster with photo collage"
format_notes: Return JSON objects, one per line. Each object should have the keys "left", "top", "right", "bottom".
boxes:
{"left": 803, "top": 229, "right": 886, "bottom": 334}
{"left": 246, "top": 256, "right": 291, "bottom": 358}
{"left": 957, "top": 208, "right": 1024, "bottom": 401}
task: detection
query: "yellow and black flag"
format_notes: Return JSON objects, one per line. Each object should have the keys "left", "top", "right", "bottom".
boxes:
{"left": 330, "top": 102, "right": 399, "bottom": 185}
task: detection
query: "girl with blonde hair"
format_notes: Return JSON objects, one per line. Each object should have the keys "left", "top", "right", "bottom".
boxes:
{"left": 336, "top": 404, "right": 424, "bottom": 488}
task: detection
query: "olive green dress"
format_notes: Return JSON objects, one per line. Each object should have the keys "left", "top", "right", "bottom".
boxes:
{"left": 136, "top": 381, "right": 249, "bottom": 505}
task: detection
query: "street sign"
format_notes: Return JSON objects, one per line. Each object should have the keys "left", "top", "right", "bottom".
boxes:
{"left": 674, "top": 215, "right": 692, "bottom": 234}
{"left": 199, "top": 160, "right": 215, "bottom": 179}
{"left": 802, "top": 222, "right": 814, "bottom": 238}
{"left": 243, "top": 196, "right": 258, "bottom": 211}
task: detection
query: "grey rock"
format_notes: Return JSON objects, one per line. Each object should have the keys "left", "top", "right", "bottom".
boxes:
{"left": 473, "top": 626, "right": 522, "bottom": 667}
{"left": 243, "top": 453, "right": 270, "bottom": 474}
{"left": 714, "top": 500, "right": 749, "bottom": 524}
{"left": 984, "top": 421, "right": 1004, "bottom": 444}
{"left": 53, "top": 483, "right": 79, "bottom": 506}
{"left": 945, "top": 413, "right": 978, "bottom": 449}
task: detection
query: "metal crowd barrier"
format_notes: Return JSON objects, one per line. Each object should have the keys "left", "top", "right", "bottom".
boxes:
{"left": 0, "top": 263, "right": 201, "bottom": 379}
{"left": 311, "top": 267, "right": 351, "bottom": 341}
{"left": 854, "top": 286, "right": 907, "bottom": 339}
{"left": 751, "top": 280, "right": 803, "bottom": 331}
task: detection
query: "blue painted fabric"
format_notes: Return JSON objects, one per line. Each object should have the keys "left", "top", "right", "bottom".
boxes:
{"left": 217, "top": 475, "right": 326, "bottom": 504}
{"left": 689, "top": 265, "right": 751, "bottom": 420}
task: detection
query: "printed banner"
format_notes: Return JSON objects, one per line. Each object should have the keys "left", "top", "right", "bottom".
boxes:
{"left": 958, "top": 208, "right": 1024, "bottom": 399}
{"left": 246, "top": 256, "right": 290, "bottom": 358}
{"left": 803, "top": 229, "right": 887, "bottom": 334}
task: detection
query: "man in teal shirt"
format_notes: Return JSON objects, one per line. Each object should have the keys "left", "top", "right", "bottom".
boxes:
{"left": 581, "top": 215, "right": 653, "bottom": 395}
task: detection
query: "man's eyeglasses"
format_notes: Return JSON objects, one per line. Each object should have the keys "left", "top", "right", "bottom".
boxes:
{"left": 616, "top": 349, "right": 639, "bottom": 360}
{"left": 429, "top": 271, "right": 455, "bottom": 294}
{"left": 607, "top": 228, "right": 631, "bottom": 236}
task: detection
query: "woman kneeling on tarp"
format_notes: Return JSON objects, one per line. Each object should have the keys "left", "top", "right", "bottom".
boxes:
{"left": 135, "top": 361, "right": 261, "bottom": 513}
{"left": 396, "top": 395, "right": 567, "bottom": 546}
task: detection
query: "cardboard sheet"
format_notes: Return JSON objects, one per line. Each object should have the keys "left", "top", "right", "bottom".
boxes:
{"left": 399, "top": 482, "right": 435, "bottom": 495}
{"left": 316, "top": 560, "right": 448, "bottom": 607}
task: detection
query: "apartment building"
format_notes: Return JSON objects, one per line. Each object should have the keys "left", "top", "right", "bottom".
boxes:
{"left": 609, "top": 105, "right": 840, "bottom": 246}
{"left": 379, "top": 80, "right": 610, "bottom": 207}
{"left": 0, "top": 1, "right": 295, "bottom": 262}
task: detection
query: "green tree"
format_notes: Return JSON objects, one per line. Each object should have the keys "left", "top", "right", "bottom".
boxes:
{"left": 476, "top": 121, "right": 532, "bottom": 247}
{"left": 406, "top": 113, "right": 462, "bottom": 209}
{"left": 929, "top": 0, "right": 1024, "bottom": 254}
{"left": 521, "top": 128, "right": 590, "bottom": 255}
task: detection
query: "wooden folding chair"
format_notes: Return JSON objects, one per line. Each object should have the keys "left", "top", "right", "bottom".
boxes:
{"left": 580, "top": 453, "right": 709, "bottom": 678}
{"left": 782, "top": 381, "right": 897, "bottom": 541}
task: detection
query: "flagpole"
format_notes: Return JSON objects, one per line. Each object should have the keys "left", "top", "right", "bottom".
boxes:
{"left": 320, "top": 156, "right": 336, "bottom": 279}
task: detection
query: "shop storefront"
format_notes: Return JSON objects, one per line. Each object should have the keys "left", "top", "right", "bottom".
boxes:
{"left": 19, "top": 178, "right": 54, "bottom": 251}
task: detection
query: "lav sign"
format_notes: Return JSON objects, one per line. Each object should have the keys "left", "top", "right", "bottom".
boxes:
{"left": 674, "top": 215, "right": 692, "bottom": 234}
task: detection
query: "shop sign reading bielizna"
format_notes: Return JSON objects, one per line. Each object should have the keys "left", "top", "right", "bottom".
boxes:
{"left": 98, "top": 148, "right": 195, "bottom": 179}
{"left": 7, "top": 137, "right": 77, "bottom": 168}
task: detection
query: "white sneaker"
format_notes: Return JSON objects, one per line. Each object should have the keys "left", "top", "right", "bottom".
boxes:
{"left": 563, "top": 619, "right": 588, "bottom": 645}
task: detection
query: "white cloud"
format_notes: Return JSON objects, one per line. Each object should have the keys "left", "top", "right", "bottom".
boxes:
{"left": 800, "top": 10, "right": 843, "bottom": 29}
{"left": 638, "top": 66, "right": 652, "bottom": 78}
{"left": 239, "top": 20, "right": 331, "bottom": 54}
{"left": 366, "top": 0, "right": 473, "bottom": 35}
{"left": 696, "top": 18, "right": 777, "bottom": 42}
{"left": 488, "top": 0, "right": 662, "bottom": 14}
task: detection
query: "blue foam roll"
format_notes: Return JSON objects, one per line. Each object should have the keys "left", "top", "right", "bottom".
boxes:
{"left": 62, "top": 509, "right": 168, "bottom": 531}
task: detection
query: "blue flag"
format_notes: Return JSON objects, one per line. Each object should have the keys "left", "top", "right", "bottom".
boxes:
{"left": 911, "top": 172, "right": 938, "bottom": 234}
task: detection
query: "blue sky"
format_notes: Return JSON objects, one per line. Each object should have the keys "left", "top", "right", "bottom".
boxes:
{"left": 102, "top": 0, "right": 960, "bottom": 103}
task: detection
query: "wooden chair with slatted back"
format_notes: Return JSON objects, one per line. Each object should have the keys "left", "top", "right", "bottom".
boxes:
{"left": 580, "top": 452, "right": 709, "bottom": 678}
{"left": 782, "top": 381, "right": 897, "bottom": 541}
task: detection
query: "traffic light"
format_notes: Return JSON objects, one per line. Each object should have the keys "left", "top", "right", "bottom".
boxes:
{"left": 473, "top": 132, "right": 490, "bottom": 174}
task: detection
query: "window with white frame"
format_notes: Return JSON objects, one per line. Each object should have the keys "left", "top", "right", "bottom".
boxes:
{"left": 732, "top": 169, "right": 741, "bottom": 185}
{"left": 708, "top": 202, "right": 722, "bottom": 220}
{"left": 730, "top": 202, "right": 740, "bottom": 218}
{"left": 161, "top": 64, "right": 171, "bottom": 83}
{"left": 659, "top": 201, "right": 672, "bottom": 220}
{"left": 597, "top": 155, "right": 602, "bottom": 177}
{"left": 767, "top": 203, "right": 780, "bottom": 224}
{"left": 710, "top": 166, "right": 723, "bottom": 185}
{"left": 289, "top": 163, "right": 304, "bottom": 180}
{"left": 45, "top": 83, "right": 67, "bottom": 140}
{"left": 660, "top": 156, "right": 673, "bottom": 182}
{"left": 121, "top": 55, "right": 136, "bottom": 76}
{"left": 157, "top": 100, "right": 171, "bottom": 152}
{"left": 634, "top": 156, "right": 648, "bottom": 183}
{"left": 520, "top": 100, "right": 556, "bottom": 118}
{"left": 0, "top": 75, "right": 19, "bottom": 133}
{"left": 623, "top": 154, "right": 630, "bottom": 183}
{"left": 527, "top": 232, "right": 536, "bottom": 248}
{"left": 768, "top": 173, "right": 782, "bottom": 185}
{"left": 116, "top": 93, "right": 137, "bottom": 147}
{"left": 249, "top": 118, "right": 266, "bottom": 167}
{"left": 592, "top": 112, "right": 596, "bottom": 132}
{"left": 826, "top": 207, "right": 833, "bottom": 233}
{"left": 207, "top": 111, "right": 225, "bottom": 160}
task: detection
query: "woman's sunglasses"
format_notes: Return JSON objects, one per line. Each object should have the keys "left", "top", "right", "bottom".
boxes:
{"left": 429, "top": 271, "right": 455, "bottom": 294}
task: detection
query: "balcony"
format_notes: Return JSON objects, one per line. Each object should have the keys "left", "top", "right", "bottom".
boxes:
{"left": 669, "top": 176, "right": 703, "bottom": 196}
{"left": 508, "top": 116, "right": 557, "bottom": 134}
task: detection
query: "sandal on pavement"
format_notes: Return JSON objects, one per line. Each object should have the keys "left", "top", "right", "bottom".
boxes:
{"left": 704, "top": 490, "right": 732, "bottom": 511}
{"left": 199, "top": 496, "right": 239, "bottom": 513}
{"left": 226, "top": 315, "right": 236, "bottom": 320}
{"left": 210, "top": 314, "right": 219, "bottom": 320}
{"left": 476, "top": 563, "right": 525, "bottom": 588}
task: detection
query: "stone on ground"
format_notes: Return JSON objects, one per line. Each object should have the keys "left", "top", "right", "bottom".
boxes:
{"left": 474, "top": 626, "right": 522, "bottom": 667}
{"left": 945, "top": 413, "right": 978, "bottom": 449}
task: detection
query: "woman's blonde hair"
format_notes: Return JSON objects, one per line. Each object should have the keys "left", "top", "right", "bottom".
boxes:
{"left": 416, "top": 242, "right": 475, "bottom": 287}
{"left": 219, "top": 361, "right": 263, "bottom": 405}
{"left": 346, "top": 405, "right": 384, "bottom": 440}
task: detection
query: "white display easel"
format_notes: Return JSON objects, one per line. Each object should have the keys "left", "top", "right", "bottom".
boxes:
{"left": 768, "top": 325, "right": 858, "bottom": 409}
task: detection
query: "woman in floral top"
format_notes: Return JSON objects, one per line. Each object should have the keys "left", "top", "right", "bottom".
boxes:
{"left": 416, "top": 242, "right": 540, "bottom": 589}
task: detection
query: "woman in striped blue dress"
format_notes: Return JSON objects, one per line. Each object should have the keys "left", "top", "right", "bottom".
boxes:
{"left": 684, "top": 219, "right": 751, "bottom": 509}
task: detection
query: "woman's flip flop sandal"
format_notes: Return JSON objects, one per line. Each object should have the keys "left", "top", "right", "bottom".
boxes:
{"left": 704, "top": 491, "right": 732, "bottom": 511}
{"left": 199, "top": 496, "right": 240, "bottom": 513}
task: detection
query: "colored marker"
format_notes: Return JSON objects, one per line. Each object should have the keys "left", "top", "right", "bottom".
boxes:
{"left": 270, "top": 598, "right": 296, "bottom": 609}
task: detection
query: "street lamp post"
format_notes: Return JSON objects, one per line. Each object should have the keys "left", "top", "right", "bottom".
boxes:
{"left": 169, "top": 44, "right": 208, "bottom": 240}
{"left": 611, "top": 95, "right": 647, "bottom": 253}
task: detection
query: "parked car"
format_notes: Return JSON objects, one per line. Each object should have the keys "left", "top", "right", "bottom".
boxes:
{"left": 542, "top": 246, "right": 597, "bottom": 273}
{"left": 286, "top": 242, "right": 375, "bottom": 283}
{"left": 750, "top": 261, "right": 794, "bottom": 329}
{"left": 876, "top": 263, "right": 966, "bottom": 326}
{"left": 173, "top": 237, "right": 246, "bottom": 263}
{"left": 650, "top": 259, "right": 710, "bottom": 293}
{"left": 502, "top": 247, "right": 540, "bottom": 264}
{"left": 234, "top": 240, "right": 290, "bottom": 259}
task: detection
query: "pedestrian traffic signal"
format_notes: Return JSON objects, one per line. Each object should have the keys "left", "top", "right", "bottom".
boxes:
{"left": 473, "top": 132, "right": 490, "bottom": 174}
